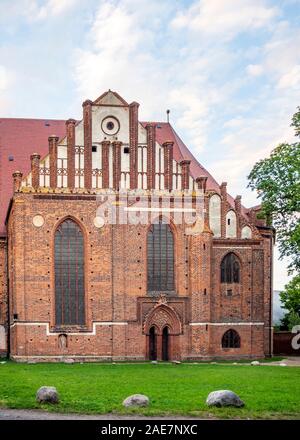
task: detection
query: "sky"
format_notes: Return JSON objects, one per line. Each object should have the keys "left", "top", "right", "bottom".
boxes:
{"left": 0, "top": 0, "right": 299, "bottom": 290}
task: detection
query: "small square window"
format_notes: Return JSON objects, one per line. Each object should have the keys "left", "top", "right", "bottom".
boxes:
{"left": 92, "top": 146, "right": 97, "bottom": 152}
{"left": 227, "top": 289, "right": 233, "bottom": 297}
{"left": 227, "top": 219, "right": 231, "bottom": 225}
{"left": 8, "top": 155, "right": 14, "bottom": 161}
{"left": 124, "top": 147, "right": 129, "bottom": 154}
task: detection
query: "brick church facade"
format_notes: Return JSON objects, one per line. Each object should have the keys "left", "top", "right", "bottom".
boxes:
{"left": 0, "top": 90, "right": 274, "bottom": 361}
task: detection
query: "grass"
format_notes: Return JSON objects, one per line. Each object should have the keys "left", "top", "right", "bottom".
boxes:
{"left": 0, "top": 361, "right": 299, "bottom": 419}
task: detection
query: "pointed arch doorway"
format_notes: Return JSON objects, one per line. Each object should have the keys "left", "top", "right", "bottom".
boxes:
{"left": 144, "top": 304, "right": 181, "bottom": 361}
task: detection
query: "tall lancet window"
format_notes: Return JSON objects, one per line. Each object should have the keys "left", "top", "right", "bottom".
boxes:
{"left": 147, "top": 220, "right": 174, "bottom": 292}
{"left": 55, "top": 219, "right": 85, "bottom": 325}
{"left": 221, "top": 252, "right": 240, "bottom": 283}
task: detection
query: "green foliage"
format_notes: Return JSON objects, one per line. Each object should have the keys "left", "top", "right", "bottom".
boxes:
{"left": 280, "top": 271, "right": 300, "bottom": 330}
{"left": 280, "top": 275, "right": 300, "bottom": 315}
{"left": 248, "top": 108, "right": 300, "bottom": 274}
{"left": 0, "top": 362, "right": 299, "bottom": 419}
{"left": 291, "top": 106, "right": 300, "bottom": 137}
{"left": 287, "top": 311, "right": 300, "bottom": 330}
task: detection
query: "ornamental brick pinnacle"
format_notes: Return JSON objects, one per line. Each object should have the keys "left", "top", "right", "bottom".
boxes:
{"left": 101, "top": 141, "right": 110, "bottom": 188}
{"left": 49, "top": 135, "right": 59, "bottom": 189}
{"left": 180, "top": 159, "right": 191, "bottom": 190}
{"left": 129, "top": 102, "right": 139, "bottom": 189}
{"left": 83, "top": 100, "right": 93, "bottom": 190}
{"left": 66, "top": 119, "right": 76, "bottom": 189}
{"left": 146, "top": 124, "right": 156, "bottom": 190}
{"left": 162, "top": 141, "right": 174, "bottom": 191}
{"left": 12, "top": 171, "right": 23, "bottom": 192}
{"left": 30, "top": 153, "right": 41, "bottom": 189}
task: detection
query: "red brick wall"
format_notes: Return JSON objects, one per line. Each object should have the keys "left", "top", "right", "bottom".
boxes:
{"left": 6, "top": 191, "right": 272, "bottom": 361}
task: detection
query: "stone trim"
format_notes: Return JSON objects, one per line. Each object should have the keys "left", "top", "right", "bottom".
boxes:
{"left": 10, "top": 321, "right": 128, "bottom": 336}
{"left": 189, "top": 322, "right": 265, "bottom": 326}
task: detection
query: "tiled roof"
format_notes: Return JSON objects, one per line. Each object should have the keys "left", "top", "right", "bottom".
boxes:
{"left": 0, "top": 118, "right": 66, "bottom": 236}
{"left": 0, "top": 117, "right": 249, "bottom": 236}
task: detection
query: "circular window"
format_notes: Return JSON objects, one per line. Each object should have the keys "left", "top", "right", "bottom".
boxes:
{"left": 101, "top": 116, "right": 120, "bottom": 135}
{"left": 107, "top": 121, "right": 114, "bottom": 131}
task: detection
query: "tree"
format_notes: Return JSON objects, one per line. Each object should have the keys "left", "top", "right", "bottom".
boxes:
{"left": 248, "top": 107, "right": 300, "bottom": 330}
{"left": 279, "top": 275, "right": 300, "bottom": 330}
{"left": 248, "top": 108, "right": 300, "bottom": 274}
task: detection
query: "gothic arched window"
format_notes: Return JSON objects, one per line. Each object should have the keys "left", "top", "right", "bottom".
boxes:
{"left": 55, "top": 219, "right": 85, "bottom": 325}
{"left": 222, "top": 329, "right": 241, "bottom": 348}
{"left": 147, "top": 221, "right": 174, "bottom": 292}
{"left": 221, "top": 252, "right": 240, "bottom": 283}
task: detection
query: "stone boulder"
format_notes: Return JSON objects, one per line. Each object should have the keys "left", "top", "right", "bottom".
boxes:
{"left": 123, "top": 394, "right": 149, "bottom": 408}
{"left": 251, "top": 361, "right": 260, "bottom": 366}
{"left": 36, "top": 386, "right": 59, "bottom": 404}
{"left": 206, "top": 390, "right": 244, "bottom": 408}
{"left": 172, "top": 360, "right": 181, "bottom": 364}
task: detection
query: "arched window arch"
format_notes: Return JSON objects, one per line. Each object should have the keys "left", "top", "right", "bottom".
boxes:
{"left": 226, "top": 210, "right": 237, "bottom": 238}
{"left": 222, "top": 329, "right": 241, "bottom": 348}
{"left": 241, "top": 225, "right": 252, "bottom": 239}
{"left": 209, "top": 194, "right": 221, "bottom": 237}
{"left": 221, "top": 252, "right": 240, "bottom": 283}
{"left": 55, "top": 218, "right": 85, "bottom": 325}
{"left": 147, "top": 220, "right": 174, "bottom": 292}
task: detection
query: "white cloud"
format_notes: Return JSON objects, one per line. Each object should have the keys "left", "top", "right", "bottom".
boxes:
{"left": 0, "top": 65, "right": 14, "bottom": 114}
{"left": 277, "top": 65, "right": 300, "bottom": 89}
{"left": 171, "top": 0, "right": 278, "bottom": 40}
{"left": 246, "top": 64, "right": 264, "bottom": 77}
{"left": 31, "top": 0, "right": 78, "bottom": 20}
{"left": 18, "top": 0, "right": 79, "bottom": 22}
{"left": 0, "top": 65, "right": 10, "bottom": 91}
{"left": 73, "top": 0, "right": 174, "bottom": 120}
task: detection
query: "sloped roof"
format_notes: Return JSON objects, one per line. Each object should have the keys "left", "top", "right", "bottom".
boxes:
{"left": 0, "top": 117, "right": 248, "bottom": 236}
{"left": 0, "top": 118, "right": 66, "bottom": 236}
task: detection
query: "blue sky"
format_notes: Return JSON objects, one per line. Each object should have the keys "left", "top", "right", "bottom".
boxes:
{"left": 1, "top": 0, "right": 299, "bottom": 289}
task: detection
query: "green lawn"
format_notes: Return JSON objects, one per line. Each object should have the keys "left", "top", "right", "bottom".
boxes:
{"left": 0, "top": 361, "right": 299, "bottom": 419}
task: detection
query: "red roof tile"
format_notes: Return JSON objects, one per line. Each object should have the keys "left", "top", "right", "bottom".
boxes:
{"left": 0, "top": 118, "right": 66, "bottom": 236}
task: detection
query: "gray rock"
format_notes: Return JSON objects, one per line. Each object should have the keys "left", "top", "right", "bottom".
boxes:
{"left": 251, "top": 361, "right": 260, "bottom": 366}
{"left": 172, "top": 360, "right": 181, "bottom": 364}
{"left": 123, "top": 394, "right": 149, "bottom": 407}
{"left": 151, "top": 361, "right": 158, "bottom": 364}
{"left": 206, "top": 390, "right": 244, "bottom": 408}
{"left": 36, "top": 386, "right": 59, "bottom": 404}
{"left": 28, "top": 360, "right": 36, "bottom": 364}
{"left": 279, "top": 362, "right": 287, "bottom": 367}
{"left": 64, "top": 358, "right": 75, "bottom": 364}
